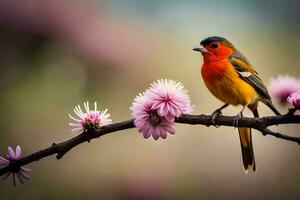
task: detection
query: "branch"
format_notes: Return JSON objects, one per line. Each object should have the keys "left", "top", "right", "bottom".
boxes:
{"left": 1, "top": 113, "right": 300, "bottom": 176}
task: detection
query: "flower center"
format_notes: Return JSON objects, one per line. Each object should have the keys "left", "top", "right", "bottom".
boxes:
{"left": 148, "top": 110, "right": 162, "bottom": 126}
{"left": 9, "top": 160, "right": 21, "bottom": 173}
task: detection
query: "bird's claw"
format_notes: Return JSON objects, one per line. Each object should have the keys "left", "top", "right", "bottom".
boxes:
{"left": 233, "top": 112, "right": 242, "bottom": 127}
{"left": 211, "top": 109, "right": 222, "bottom": 127}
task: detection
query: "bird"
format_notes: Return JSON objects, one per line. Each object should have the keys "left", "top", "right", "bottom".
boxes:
{"left": 193, "top": 36, "right": 280, "bottom": 173}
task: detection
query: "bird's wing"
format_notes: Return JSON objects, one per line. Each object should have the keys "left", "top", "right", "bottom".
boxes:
{"left": 230, "top": 50, "right": 271, "bottom": 99}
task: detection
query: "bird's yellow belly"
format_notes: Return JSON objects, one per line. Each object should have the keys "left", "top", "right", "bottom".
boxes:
{"left": 204, "top": 73, "right": 257, "bottom": 106}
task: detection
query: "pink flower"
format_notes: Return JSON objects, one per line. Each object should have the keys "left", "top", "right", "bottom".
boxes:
{"left": 145, "top": 79, "right": 192, "bottom": 121}
{"left": 130, "top": 79, "right": 193, "bottom": 140}
{"left": 268, "top": 75, "right": 300, "bottom": 102}
{"left": 287, "top": 92, "right": 300, "bottom": 109}
{"left": 69, "top": 101, "right": 112, "bottom": 133}
{"left": 130, "top": 94, "right": 176, "bottom": 140}
{"left": 0, "top": 145, "right": 31, "bottom": 186}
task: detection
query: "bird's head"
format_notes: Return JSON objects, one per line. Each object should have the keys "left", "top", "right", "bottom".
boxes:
{"left": 193, "top": 36, "right": 235, "bottom": 60}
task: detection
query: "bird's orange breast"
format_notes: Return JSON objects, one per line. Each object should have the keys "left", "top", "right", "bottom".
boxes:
{"left": 201, "top": 60, "right": 257, "bottom": 106}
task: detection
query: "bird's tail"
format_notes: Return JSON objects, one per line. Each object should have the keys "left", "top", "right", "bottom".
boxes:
{"left": 238, "top": 113, "right": 256, "bottom": 173}
{"left": 265, "top": 99, "right": 281, "bottom": 115}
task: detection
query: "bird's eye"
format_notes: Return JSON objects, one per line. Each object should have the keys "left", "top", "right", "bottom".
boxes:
{"left": 211, "top": 43, "right": 218, "bottom": 48}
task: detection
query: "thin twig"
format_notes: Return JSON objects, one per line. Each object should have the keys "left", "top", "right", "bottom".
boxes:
{"left": 0, "top": 113, "right": 299, "bottom": 176}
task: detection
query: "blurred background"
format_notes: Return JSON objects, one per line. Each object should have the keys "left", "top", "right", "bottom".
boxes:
{"left": 0, "top": 0, "right": 299, "bottom": 199}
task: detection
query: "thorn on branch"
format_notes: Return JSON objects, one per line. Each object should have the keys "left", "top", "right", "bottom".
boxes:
{"left": 56, "top": 151, "right": 67, "bottom": 160}
{"left": 287, "top": 108, "right": 298, "bottom": 116}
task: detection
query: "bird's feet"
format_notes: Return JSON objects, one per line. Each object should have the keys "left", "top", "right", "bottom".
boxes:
{"left": 233, "top": 112, "right": 243, "bottom": 127}
{"left": 211, "top": 109, "right": 223, "bottom": 127}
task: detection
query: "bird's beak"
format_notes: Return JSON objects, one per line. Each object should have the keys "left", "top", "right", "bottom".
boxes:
{"left": 193, "top": 45, "right": 208, "bottom": 53}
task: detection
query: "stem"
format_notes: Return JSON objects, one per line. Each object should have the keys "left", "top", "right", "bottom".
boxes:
{"left": 1, "top": 114, "right": 299, "bottom": 176}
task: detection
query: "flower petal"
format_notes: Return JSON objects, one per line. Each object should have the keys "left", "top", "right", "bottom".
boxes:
{"left": 20, "top": 167, "right": 32, "bottom": 172}
{"left": 16, "top": 173, "right": 24, "bottom": 184}
{"left": 13, "top": 173, "right": 16, "bottom": 187}
{"left": 1, "top": 172, "right": 11, "bottom": 181}
{"left": 160, "top": 128, "right": 168, "bottom": 139}
{"left": 19, "top": 170, "right": 30, "bottom": 180}
{"left": 0, "top": 156, "right": 9, "bottom": 166}
{"left": 152, "top": 128, "right": 160, "bottom": 140}
{"left": 15, "top": 145, "right": 22, "bottom": 159}
{"left": 8, "top": 146, "right": 16, "bottom": 160}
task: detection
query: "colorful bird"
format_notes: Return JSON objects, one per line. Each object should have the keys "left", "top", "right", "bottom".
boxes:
{"left": 193, "top": 36, "right": 280, "bottom": 173}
